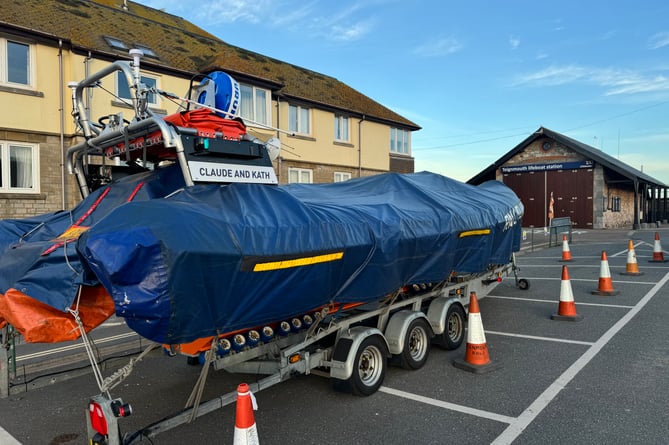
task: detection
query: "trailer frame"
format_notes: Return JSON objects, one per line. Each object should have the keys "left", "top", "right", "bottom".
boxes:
{"left": 85, "top": 260, "right": 526, "bottom": 445}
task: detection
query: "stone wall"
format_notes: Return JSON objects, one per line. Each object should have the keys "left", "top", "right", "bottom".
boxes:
{"left": 601, "top": 186, "right": 635, "bottom": 228}
{"left": 0, "top": 129, "right": 73, "bottom": 219}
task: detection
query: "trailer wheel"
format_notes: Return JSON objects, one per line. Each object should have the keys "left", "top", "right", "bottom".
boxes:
{"left": 332, "top": 336, "right": 387, "bottom": 396}
{"left": 434, "top": 303, "right": 466, "bottom": 350}
{"left": 399, "top": 318, "right": 431, "bottom": 370}
{"left": 517, "top": 278, "right": 530, "bottom": 290}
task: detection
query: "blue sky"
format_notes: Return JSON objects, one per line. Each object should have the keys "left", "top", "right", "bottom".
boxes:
{"left": 142, "top": 0, "right": 669, "bottom": 184}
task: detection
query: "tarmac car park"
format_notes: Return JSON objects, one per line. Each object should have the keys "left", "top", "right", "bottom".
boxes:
{"left": 1, "top": 227, "right": 668, "bottom": 444}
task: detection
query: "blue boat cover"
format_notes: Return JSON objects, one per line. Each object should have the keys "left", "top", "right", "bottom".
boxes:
{"left": 0, "top": 167, "right": 523, "bottom": 344}
{"left": 77, "top": 171, "right": 523, "bottom": 344}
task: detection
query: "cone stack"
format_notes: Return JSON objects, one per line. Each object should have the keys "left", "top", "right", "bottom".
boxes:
{"left": 551, "top": 265, "right": 583, "bottom": 321}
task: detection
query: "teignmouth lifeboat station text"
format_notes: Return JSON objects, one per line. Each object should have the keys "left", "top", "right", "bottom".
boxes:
{"left": 501, "top": 160, "right": 593, "bottom": 174}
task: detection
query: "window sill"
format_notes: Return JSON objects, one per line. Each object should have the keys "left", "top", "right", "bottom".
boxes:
{"left": 334, "top": 141, "right": 354, "bottom": 148}
{"left": 288, "top": 134, "right": 316, "bottom": 142}
{"left": 0, "top": 192, "right": 45, "bottom": 199}
{"left": 0, "top": 85, "right": 44, "bottom": 97}
{"left": 390, "top": 152, "right": 412, "bottom": 158}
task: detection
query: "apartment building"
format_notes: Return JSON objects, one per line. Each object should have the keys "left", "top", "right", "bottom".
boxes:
{"left": 0, "top": 0, "right": 419, "bottom": 219}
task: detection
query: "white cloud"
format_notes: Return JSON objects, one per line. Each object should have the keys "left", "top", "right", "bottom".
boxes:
{"left": 649, "top": 31, "right": 669, "bottom": 49}
{"left": 142, "top": 0, "right": 372, "bottom": 42}
{"left": 509, "top": 36, "right": 520, "bottom": 50}
{"left": 512, "top": 65, "right": 588, "bottom": 86}
{"left": 330, "top": 20, "right": 373, "bottom": 41}
{"left": 513, "top": 64, "right": 669, "bottom": 96}
{"left": 413, "top": 37, "right": 463, "bottom": 57}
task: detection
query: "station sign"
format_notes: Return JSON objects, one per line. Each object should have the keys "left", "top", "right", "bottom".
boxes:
{"left": 501, "top": 160, "right": 594, "bottom": 174}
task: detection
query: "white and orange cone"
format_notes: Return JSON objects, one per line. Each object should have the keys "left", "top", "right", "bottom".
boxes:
{"left": 560, "top": 234, "right": 572, "bottom": 262}
{"left": 453, "top": 292, "right": 500, "bottom": 373}
{"left": 649, "top": 232, "right": 668, "bottom": 263}
{"left": 551, "top": 265, "right": 583, "bottom": 321}
{"left": 621, "top": 240, "right": 644, "bottom": 276}
{"left": 233, "top": 383, "right": 260, "bottom": 445}
{"left": 591, "top": 251, "right": 619, "bottom": 296}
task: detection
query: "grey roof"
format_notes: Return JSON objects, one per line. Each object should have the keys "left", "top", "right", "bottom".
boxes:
{"left": 469, "top": 126, "right": 667, "bottom": 188}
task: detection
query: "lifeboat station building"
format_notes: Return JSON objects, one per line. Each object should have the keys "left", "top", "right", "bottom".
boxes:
{"left": 468, "top": 127, "right": 668, "bottom": 230}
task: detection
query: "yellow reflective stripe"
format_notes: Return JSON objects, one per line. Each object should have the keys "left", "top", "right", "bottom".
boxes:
{"left": 459, "top": 229, "right": 491, "bottom": 238}
{"left": 253, "top": 251, "right": 344, "bottom": 272}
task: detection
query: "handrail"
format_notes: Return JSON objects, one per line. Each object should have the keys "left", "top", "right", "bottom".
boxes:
{"left": 65, "top": 51, "right": 194, "bottom": 197}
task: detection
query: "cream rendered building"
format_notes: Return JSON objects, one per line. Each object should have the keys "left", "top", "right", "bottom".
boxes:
{"left": 0, "top": 0, "right": 419, "bottom": 219}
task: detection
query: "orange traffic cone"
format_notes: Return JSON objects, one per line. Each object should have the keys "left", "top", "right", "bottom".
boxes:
{"left": 649, "top": 232, "right": 667, "bottom": 263}
{"left": 591, "top": 251, "right": 619, "bottom": 296}
{"left": 551, "top": 265, "right": 583, "bottom": 321}
{"left": 560, "top": 234, "right": 572, "bottom": 262}
{"left": 621, "top": 240, "right": 644, "bottom": 276}
{"left": 453, "top": 292, "right": 500, "bottom": 373}
{"left": 233, "top": 383, "right": 260, "bottom": 445}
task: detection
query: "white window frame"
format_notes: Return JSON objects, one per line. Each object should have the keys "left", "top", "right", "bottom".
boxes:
{"left": 116, "top": 72, "right": 161, "bottom": 106}
{"left": 0, "top": 37, "right": 35, "bottom": 88}
{"left": 334, "top": 171, "right": 351, "bottom": 182}
{"left": 288, "top": 168, "right": 313, "bottom": 184}
{"left": 390, "top": 127, "right": 411, "bottom": 155}
{"left": 240, "top": 83, "right": 271, "bottom": 127}
{"left": 289, "top": 104, "right": 311, "bottom": 135}
{"left": 334, "top": 115, "right": 350, "bottom": 142}
{"left": 0, "top": 141, "right": 40, "bottom": 193}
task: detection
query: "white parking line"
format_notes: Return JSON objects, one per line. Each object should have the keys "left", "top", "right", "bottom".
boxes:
{"left": 491, "top": 269, "right": 669, "bottom": 444}
{"left": 503, "top": 276, "right": 659, "bottom": 285}
{"left": 610, "top": 241, "right": 645, "bottom": 257}
{"left": 485, "top": 331, "right": 595, "bottom": 346}
{"left": 486, "top": 295, "right": 634, "bottom": 309}
{"left": 16, "top": 332, "right": 138, "bottom": 362}
{"left": 0, "top": 427, "right": 21, "bottom": 445}
{"left": 380, "top": 386, "right": 515, "bottom": 424}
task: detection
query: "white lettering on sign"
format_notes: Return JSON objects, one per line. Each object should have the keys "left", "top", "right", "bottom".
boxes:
{"left": 188, "top": 161, "right": 278, "bottom": 184}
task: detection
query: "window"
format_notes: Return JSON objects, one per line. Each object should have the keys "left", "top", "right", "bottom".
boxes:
{"left": 611, "top": 196, "right": 621, "bottom": 212}
{"left": 0, "top": 141, "right": 39, "bottom": 193}
{"left": 1, "top": 38, "right": 32, "bottom": 87}
{"left": 240, "top": 84, "right": 271, "bottom": 126}
{"left": 334, "top": 172, "right": 351, "bottom": 182}
{"left": 334, "top": 115, "right": 349, "bottom": 142}
{"left": 288, "top": 168, "right": 312, "bottom": 184}
{"left": 116, "top": 72, "right": 159, "bottom": 105}
{"left": 104, "top": 36, "right": 128, "bottom": 50}
{"left": 136, "top": 45, "right": 158, "bottom": 59}
{"left": 390, "top": 127, "right": 410, "bottom": 155}
{"left": 289, "top": 104, "right": 310, "bottom": 135}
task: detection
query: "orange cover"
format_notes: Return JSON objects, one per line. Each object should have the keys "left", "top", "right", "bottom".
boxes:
{"left": 0, "top": 286, "right": 114, "bottom": 343}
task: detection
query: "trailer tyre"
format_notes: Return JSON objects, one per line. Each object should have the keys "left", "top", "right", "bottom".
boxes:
{"left": 433, "top": 303, "right": 466, "bottom": 350}
{"left": 399, "top": 318, "right": 431, "bottom": 370}
{"left": 332, "top": 336, "right": 387, "bottom": 396}
{"left": 517, "top": 278, "right": 530, "bottom": 290}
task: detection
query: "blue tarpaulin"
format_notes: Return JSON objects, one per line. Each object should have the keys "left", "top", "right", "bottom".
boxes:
{"left": 77, "top": 171, "right": 523, "bottom": 344}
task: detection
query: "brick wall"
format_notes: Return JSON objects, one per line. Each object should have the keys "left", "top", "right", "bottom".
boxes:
{"left": 277, "top": 158, "right": 385, "bottom": 184}
{"left": 0, "top": 130, "right": 74, "bottom": 219}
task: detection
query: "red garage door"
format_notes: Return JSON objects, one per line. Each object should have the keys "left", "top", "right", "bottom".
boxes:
{"left": 503, "top": 169, "right": 593, "bottom": 228}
